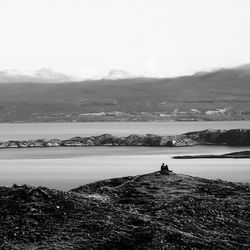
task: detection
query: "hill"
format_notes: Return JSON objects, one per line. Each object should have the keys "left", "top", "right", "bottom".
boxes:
{"left": 0, "top": 65, "right": 250, "bottom": 122}
{"left": 0, "top": 68, "right": 74, "bottom": 83}
{"left": 0, "top": 171, "right": 249, "bottom": 249}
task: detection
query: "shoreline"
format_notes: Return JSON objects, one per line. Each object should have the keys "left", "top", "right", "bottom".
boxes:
{"left": 1, "top": 119, "right": 250, "bottom": 124}
{"left": 173, "top": 151, "right": 250, "bottom": 159}
{"left": 0, "top": 128, "right": 250, "bottom": 149}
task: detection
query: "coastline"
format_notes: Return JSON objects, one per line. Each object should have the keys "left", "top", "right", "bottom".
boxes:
{"left": 0, "top": 128, "right": 250, "bottom": 149}
{"left": 173, "top": 151, "right": 250, "bottom": 159}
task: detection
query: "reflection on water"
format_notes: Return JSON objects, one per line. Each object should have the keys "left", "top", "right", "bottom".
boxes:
{"left": 0, "top": 146, "right": 249, "bottom": 190}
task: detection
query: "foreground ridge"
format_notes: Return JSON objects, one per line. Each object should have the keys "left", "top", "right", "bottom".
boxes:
{"left": 0, "top": 128, "right": 250, "bottom": 148}
{"left": 0, "top": 171, "right": 250, "bottom": 249}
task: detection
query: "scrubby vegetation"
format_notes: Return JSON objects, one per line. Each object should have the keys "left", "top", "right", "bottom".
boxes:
{"left": 1, "top": 171, "right": 250, "bottom": 249}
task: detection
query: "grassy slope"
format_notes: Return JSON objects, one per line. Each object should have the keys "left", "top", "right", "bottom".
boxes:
{"left": 0, "top": 171, "right": 249, "bottom": 249}
{"left": 0, "top": 67, "right": 250, "bottom": 121}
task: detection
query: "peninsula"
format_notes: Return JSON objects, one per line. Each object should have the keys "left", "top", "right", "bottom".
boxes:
{"left": 173, "top": 151, "right": 250, "bottom": 159}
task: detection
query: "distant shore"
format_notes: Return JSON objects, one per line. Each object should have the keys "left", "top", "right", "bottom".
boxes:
{"left": 173, "top": 150, "right": 250, "bottom": 159}
{"left": 1, "top": 119, "right": 250, "bottom": 123}
{"left": 0, "top": 128, "right": 249, "bottom": 149}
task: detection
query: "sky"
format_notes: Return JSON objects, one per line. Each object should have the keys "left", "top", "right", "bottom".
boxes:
{"left": 0, "top": 0, "right": 250, "bottom": 78}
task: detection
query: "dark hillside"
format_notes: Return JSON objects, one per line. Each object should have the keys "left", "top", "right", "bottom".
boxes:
{"left": 0, "top": 171, "right": 249, "bottom": 249}
{"left": 0, "top": 67, "right": 250, "bottom": 122}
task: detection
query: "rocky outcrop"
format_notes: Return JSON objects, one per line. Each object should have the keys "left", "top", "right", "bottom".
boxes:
{"left": 0, "top": 171, "right": 250, "bottom": 249}
{"left": 0, "top": 129, "right": 249, "bottom": 149}
{"left": 172, "top": 128, "right": 250, "bottom": 146}
{"left": 183, "top": 128, "right": 250, "bottom": 145}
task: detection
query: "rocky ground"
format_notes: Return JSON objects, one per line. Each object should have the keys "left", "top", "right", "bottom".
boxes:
{"left": 173, "top": 151, "right": 250, "bottom": 159}
{"left": 0, "top": 129, "right": 250, "bottom": 149}
{"left": 0, "top": 171, "right": 250, "bottom": 249}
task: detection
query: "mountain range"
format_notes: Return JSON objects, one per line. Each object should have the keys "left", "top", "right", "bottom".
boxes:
{"left": 0, "top": 68, "right": 75, "bottom": 83}
{"left": 0, "top": 65, "right": 249, "bottom": 122}
{"left": 1, "top": 64, "right": 250, "bottom": 83}
{"left": 0, "top": 68, "right": 137, "bottom": 83}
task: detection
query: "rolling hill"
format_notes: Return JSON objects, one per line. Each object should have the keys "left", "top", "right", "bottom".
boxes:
{"left": 0, "top": 65, "right": 249, "bottom": 122}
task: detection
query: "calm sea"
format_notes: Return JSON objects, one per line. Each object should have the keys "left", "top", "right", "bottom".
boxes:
{"left": 0, "top": 121, "right": 249, "bottom": 190}
{"left": 0, "top": 121, "right": 250, "bottom": 140}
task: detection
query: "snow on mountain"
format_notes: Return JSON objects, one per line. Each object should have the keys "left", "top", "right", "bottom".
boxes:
{"left": 0, "top": 68, "right": 75, "bottom": 83}
{"left": 34, "top": 68, "right": 72, "bottom": 81}
{"left": 105, "top": 69, "right": 134, "bottom": 80}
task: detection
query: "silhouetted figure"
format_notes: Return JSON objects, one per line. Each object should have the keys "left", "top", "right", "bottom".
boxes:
{"left": 160, "top": 163, "right": 172, "bottom": 175}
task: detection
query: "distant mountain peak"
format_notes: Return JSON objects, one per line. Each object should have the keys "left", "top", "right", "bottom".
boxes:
{"left": 105, "top": 69, "right": 134, "bottom": 80}
{"left": 0, "top": 68, "right": 75, "bottom": 83}
{"left": 34, "top": 68, "right": 72, "bottom": 81}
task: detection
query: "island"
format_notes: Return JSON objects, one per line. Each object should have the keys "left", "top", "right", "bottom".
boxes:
{"left": 0, "top": 170, "right": 249, "bottom": 249}
{"left": 0, "top": 128, "right": 250, "bottom": 148}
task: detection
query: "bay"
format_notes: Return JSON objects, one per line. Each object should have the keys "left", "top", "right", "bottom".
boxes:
{"left": 0, "top": 145, "right": 249, "bottom": 190}
{"left": 0, "top": 121, "right": 249, "bottom": 190}
{"left": 0, "top": 121, "right": 250, "bottom": 140}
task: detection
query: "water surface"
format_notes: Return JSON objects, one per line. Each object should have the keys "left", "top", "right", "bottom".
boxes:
{"left": 0, "top": 121, "right": 250, "bottom": 140}
{"left": 0, "top": 121, "right": 249, "bottom": 190}
{"left": 0, "top": 145, "right": 249, "bottom": 190}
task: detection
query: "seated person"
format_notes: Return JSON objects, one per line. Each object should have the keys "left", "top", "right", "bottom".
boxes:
{"left": 160, "top": 163, "right": 171, "bottom": 174}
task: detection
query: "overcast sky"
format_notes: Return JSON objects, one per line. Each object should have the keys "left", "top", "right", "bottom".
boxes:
{"left": 0, "top": 0, "right": 250, "bottom": 78}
